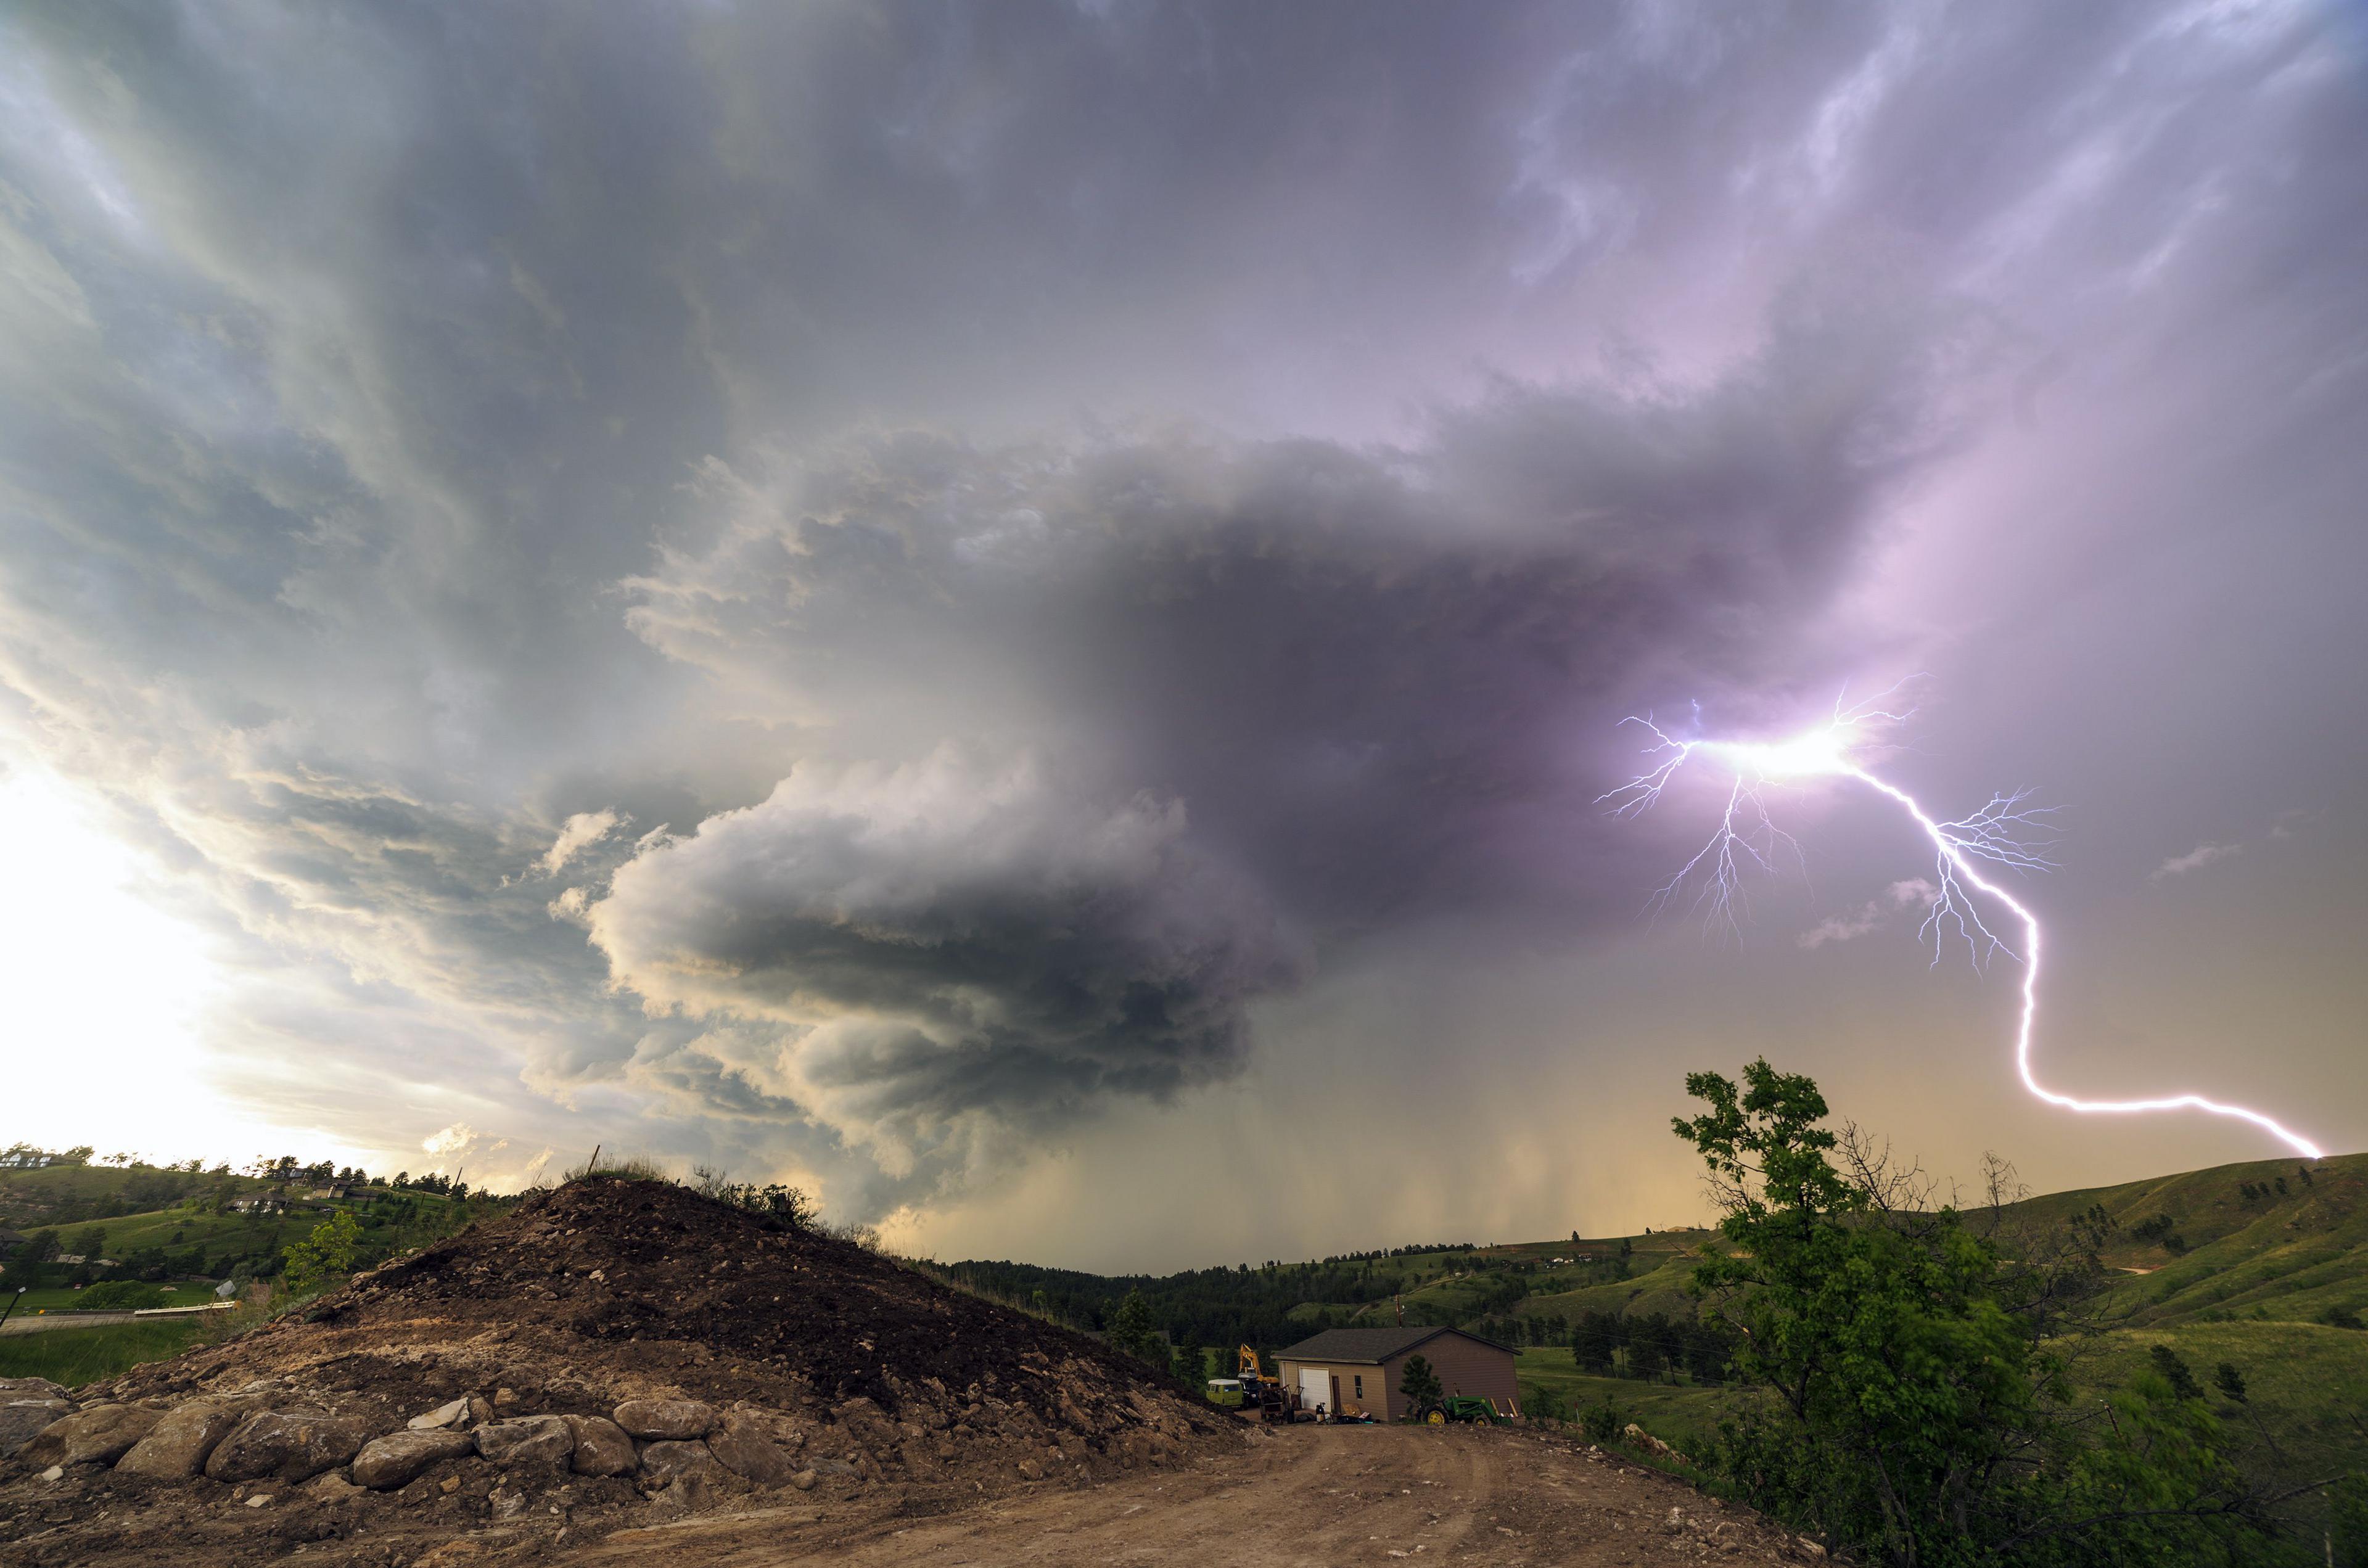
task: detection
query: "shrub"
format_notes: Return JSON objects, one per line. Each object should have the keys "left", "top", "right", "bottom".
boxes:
{"left": 280, "top": 1210, "right": 361, "bottom": 1294}
{"left": 1580, "top": 1400, "right": 1626, "bottom": 1445}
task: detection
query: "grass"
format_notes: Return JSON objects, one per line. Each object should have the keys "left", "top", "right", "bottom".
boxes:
{"left": 1513, "top": 1347, "right": 1738, "bottom": 1447}
{"left": 2068, "top": 1320, "right": 2368, "bottom": 1508}
{"left": 0, "top": 1319, "right": 212, "bottom": 1387}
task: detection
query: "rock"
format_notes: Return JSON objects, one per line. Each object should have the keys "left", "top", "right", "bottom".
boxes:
{"left": 204, "top": 1411, "right": 374, "bottom": 1484}
{"left": 0, "top": 1378, "right": 69, "bottom": 1403}
{"left": 474, "top": 1414, "right": 574, "bottom": 1467}
{"left": 1017, "top": 1458, "right": 1045, "bottom": 1480}
{"left": 15, "top": 1404, "right": 163, "bottom": 1468}
{"left": 637, "top": 1439, "right": 725, "bottom": 1487}
{"left": 406, "top": 1398, "right": 471, "bottom": 1431}
{"left": 37, "top": 1466, "right": 63, "bottom": 1482}
{"left": 306, "top": 1471, "right": 362, "bottom": 1500}
{"left": 245, "top": 1493, "right": 273, "bottom": 1508}
{"left": 117, "top": 1402, "right": 247, "bottom": 1480}
{"left": 613, "top": 1397, "right": 713, "bottom": 1440}
{"left": 1622, "top": 1422, "right": 1683, "bottom": 1462}
{"left": 704, "top": 1408, "right": 797, "bottom": 1487}
{"left": 0, "top": 1400, "right": 72, "bottom": 1459}
{"left": 789, "top": 1468, "right": 818, "bottom": 1491}
{"left": 352, "top": 1429, "right": 476, "bottom": 1490}
{"left": 563, "top": 1414, "right": 637, "bottom": 1477}
{"left": 467, "top": 1395, "right": 494, "bottom": 1426}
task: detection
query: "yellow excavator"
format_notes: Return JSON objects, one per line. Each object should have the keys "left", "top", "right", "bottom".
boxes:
{"left": 1235, "top": 1345, "right": 1293, "bottom": 1421}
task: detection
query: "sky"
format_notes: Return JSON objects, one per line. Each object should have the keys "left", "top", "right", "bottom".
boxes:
{"left": 1, "top": 1, "right": 2363, "bottom": 1272}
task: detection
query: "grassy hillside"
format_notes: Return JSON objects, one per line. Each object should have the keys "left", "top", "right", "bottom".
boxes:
{"left": 1994, "top": 1151, "right": 2368, "bottom": 1328}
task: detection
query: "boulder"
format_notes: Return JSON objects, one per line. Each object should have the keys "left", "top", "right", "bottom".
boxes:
{"left": 15, "top": 1404, "right": 163, "bottom": 1468}
{"left": 704, "top": 1408, "right": 797, "bottom": 1486}
{"left": 0, "top": 1400, "right": 72, "bottom": 1459}
{"left": 637, "top": 1439, "right": 725, "bottom": 1487}
{"left": 562, "top": 1414, "right": 636, "bottom": 1477}
{"left": 474, "top": 1414, "right": 573, "bottom": 1467}
{"left": 406, "top": 1398, "right": 471, "bottom": 1432}
{"left": 352, "top": 1429, "right": 476, "bottom": 1490}
{"left": 117, "top": 1402, "right": 247, "bottom": 1480}
{"left": 204, "top": 1411, "right": 374, "bottom": 1484}
{"left": 613, "top": 1397, "right": 713, "bottom": 1441}
{"left": 0, "top": 1378, "right": 69, "bottom": 1403}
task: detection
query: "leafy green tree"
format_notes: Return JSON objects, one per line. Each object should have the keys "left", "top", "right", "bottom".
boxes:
{"left": 281, "top": 1209, "right": 362, "bottom": 1293}
{"left": 1399, "top": 1353, "right": 1442, "bottom": 1411}
{"left": 1106, "top": 1288, "right": 1161, "bottom": 1363}
{"left": 1672, "top": 1057, "right": 2289, "bottom": 1567}
{"left": 21, "top": 1229, "right": 60, "bottom": 1264}
{"left": 69, "top": 1226, "right": 106, "bottom": 1260}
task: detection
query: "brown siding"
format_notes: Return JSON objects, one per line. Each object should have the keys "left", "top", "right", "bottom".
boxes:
{"left": 1381, "top": 1332, "right": 1521, "bottom": 1419}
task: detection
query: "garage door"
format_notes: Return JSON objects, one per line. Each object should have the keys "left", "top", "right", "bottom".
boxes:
{"left": 1298, "top": 1367, "right": 1333, "bottom": 1414}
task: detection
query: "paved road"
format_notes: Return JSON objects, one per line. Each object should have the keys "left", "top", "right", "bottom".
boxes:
{"left": 577, "top": 1423, "right": 1812, "bottom": 1567}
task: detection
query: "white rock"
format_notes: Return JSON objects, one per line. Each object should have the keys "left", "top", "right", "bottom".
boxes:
{"left": 245, "top": 1493, "right": 273, "bottom": 1508}
{"left": 38, "top": 1466, "right": 62, "bottom": 1482}
{"left": 408, "top": 1397, "right": 472, "bottom": 1431}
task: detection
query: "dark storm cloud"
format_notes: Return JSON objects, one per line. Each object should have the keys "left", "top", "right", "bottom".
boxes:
{"left": 1, "top": 1, "right": 2361, "bottom": 1216}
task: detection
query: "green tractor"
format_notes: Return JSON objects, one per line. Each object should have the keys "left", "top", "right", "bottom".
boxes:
{"left": 1417, "top": 1395, "right": 1504, "bottom": 1426}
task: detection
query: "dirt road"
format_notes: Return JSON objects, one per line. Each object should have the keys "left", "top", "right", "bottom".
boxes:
{"left": 574, "top": 1423, "right": 1814, "bottom": 1567}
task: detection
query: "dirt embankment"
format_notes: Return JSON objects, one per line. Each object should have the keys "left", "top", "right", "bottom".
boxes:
{"left": 0, "top": 1176, "right": 1241, "bottom": 1567}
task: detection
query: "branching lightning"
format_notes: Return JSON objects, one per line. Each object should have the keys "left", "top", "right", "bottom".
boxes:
{"left": 1603, "top": 688, "right": 2324, "bottom": 1160}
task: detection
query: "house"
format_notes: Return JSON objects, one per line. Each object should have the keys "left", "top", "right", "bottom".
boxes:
{"left": 1274, "top": 1326, "right": 1520, "bottom": 1421}
{"left": 0, "top": 1229, "right": 22, "bottom": 1260}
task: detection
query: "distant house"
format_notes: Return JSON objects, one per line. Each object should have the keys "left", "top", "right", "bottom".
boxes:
{"left": 1274, "top": 1326, "right": 1520, "bottom": 1421}
{"left": 0, "top": 1229, "right": 23, "bottom": 1260}
{"left": 303, "top": 1185, "right": 350, "bottom": 1201}
{"left": 228, "top": 1198, "right": 288, "bottom": 1214}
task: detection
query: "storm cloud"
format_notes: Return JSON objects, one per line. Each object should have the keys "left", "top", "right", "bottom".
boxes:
{"left": 2, "top": 1, "right": 2363, "bottom": 1246}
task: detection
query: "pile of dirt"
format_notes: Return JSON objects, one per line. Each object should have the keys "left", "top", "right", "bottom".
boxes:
{"left": 0, "top": 1176, "right": 1244, "bottom": 1567}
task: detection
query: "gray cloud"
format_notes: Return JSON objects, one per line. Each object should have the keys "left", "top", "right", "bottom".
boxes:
{"left": 1, "top": 1, "right": 2362, "bottom": 1241}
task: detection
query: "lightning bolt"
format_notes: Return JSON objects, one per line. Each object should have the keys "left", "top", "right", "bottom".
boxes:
{"left": 1605, "top": 689, "right": 2324, "bottom": 1160}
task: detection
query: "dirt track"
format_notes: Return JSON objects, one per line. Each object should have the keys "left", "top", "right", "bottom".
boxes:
{"left": 575, "top": 1422, "right": 1815, "bottom": 1567}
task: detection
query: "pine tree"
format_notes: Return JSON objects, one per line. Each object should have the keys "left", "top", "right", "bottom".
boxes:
{"left": 1108, "top": 1288, "right": 1160, "bottom": 1363}
{"left": 1399, "top": 1353, "right": 1442, "bottom": 1411}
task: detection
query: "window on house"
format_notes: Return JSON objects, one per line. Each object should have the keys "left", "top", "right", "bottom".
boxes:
{"left": 1354, "top": 1375, "right": 1363, "bottom": 1399}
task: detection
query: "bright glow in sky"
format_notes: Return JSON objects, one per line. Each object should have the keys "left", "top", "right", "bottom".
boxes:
{"left": 0, "top": 766, "right": 269, "bottom": 1160}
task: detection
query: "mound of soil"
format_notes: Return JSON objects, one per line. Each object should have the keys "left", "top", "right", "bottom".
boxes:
{"left": 0, "top": 1177, "right": 1243, "bottom": 1567}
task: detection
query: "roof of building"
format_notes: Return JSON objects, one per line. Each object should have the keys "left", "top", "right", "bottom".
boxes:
{"left": 1273, "top": 1325, "right": 1514, "bottom": 1364}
